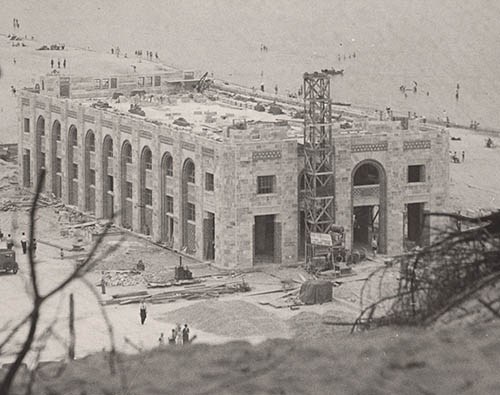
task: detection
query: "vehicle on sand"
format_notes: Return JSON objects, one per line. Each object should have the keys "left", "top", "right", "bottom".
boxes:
{"left": 0, "top": 249, "right": 18, "bottom": 274}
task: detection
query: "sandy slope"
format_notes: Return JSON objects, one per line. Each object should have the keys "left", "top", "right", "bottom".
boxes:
{"left": 5, "top": 322, "right": 500, "bottom": 395}
{"left": 0, "top": 34, "right": 173, "bottom": 143}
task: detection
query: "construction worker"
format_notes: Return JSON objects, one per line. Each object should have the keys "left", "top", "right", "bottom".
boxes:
{"left": 6, "top": 234, "right": 14, "bottom": 250}
{"left": 371, "top": 236, "right": 378, "bottom": 257}
{"left": 139, "top": 300, "right": 147, "bottom": 325}
{"left": 101, "top": 273, "right": 106, "bottom": 295}
{"left": 182, "top": 324, "right": 190, "bottom": 344}
{"left": 158, "top": 333, "right": 165, "bottom": 347}
{"left": 20, "top": 232, "right": 27, "bottom": 254}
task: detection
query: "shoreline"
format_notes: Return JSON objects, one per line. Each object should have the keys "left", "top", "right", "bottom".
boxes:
{"left": 3, "top": 31, "right": 499, "bottom": 138}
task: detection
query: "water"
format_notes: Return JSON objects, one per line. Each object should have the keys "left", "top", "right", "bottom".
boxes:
{"left": 2, "top": 0, "right": 500, "bottom": 129}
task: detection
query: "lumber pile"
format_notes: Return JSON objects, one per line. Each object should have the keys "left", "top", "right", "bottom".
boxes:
{"left": 101, "top": 279, "right": 251, "bottom": 306}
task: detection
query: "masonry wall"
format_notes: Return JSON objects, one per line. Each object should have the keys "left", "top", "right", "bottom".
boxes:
{"left": 19, "top": 92, "right": 222, "bottom": 263}
{"left": 19, "top": 91, "right": 449, "bottom": 268}
{"left": 18, "top": 91, "right": 302, "bottom": 269}
{"left": 333, "top": 123, "right": 449, "bottom": 255}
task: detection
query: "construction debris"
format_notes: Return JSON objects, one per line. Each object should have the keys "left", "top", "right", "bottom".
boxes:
{"left": 101, "top": 278, "right": 251, "bottom": 306}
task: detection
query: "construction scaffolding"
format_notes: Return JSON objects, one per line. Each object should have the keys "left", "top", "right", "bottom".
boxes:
{"left": 303, "top": 72, "right": 336, "bottom": 266}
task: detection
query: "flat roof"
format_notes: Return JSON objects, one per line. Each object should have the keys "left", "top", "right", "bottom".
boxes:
{"left": 78, "top": 93, "right": 302, "bottom": 141}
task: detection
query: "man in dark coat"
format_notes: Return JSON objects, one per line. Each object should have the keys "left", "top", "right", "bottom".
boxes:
{"left": 182, "top": 324, "right": 190, "bottom": 344}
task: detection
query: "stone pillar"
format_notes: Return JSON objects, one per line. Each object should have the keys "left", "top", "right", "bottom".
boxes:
{"left": 215, "top": 149, "right": 238, "bottom": 268}
{"left": 151, "top": 129, "right": 161, "bottom": 242}
{"left": 29, "top": 97, "right": 37, "bottom": 191}
{"left": 44, "top": 98, "right": 53, "bottom": 194}
{"left": 194, "top": 144, "right": 203, "bottom": 261}
{"left": 61, "top": 102, "right": 69, "bottom": 204}
{"left": 132, "top": 128, "right": 141, "bottom": 233}
{"left": 172, "top": 138, "right": 183, "bottom": 252}
{"left": 94, "top": 116, "right": 104, "bottom": 218}
{"left": 112, "top": 121, "right": 121, "bottom": 225}
{"left": 17, "top": 95, "right": 25, "bottom": 189}
{"left": 77, "top": 106, "right": 86, "bottom": 212}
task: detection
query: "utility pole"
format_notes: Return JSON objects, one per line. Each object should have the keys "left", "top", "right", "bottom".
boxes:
{"left": 69, "top": 293, "right": 75, "bottom": 360}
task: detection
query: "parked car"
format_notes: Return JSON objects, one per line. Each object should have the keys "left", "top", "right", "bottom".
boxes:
{"left": 0, "top": 249, "right": 19, "bottom": 274}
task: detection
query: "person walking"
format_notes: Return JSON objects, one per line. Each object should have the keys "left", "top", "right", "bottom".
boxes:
{"left": 63, "top": 59, "right": 66, "bottom": 68}
{"left": 462, "top": 151, "right": 465, "bottom": 162}
{"left": 175, "top": 324, "right": 183, "bottom": 345}
{"left": 31, "top": 238, "right": 37, "bottom": 257}
{"left": 169, "top": 329, "right": 176, "bottom": 345}
{"left": 20, "top": 232, "right": 27, "bottom": 254}
{"left": 101, "top": 273, "right": 106, "bottom": 295}
{"left": 158, "top": 333, "right": 165, "bottom": 347}
{"left": 371, "top": 235, "right": 378, "bottom": 257}
{"left": 6, "top": 234, "right": 14, "bottom": 250}
{"left": 60, "top": 248, "right": 64, "bottom": 259}
{"left": 182, "top": 324, "right": 190, "bottom": 344}
{"left": 57, "top": 59, "right": 60, "bottom": 68}
{"left": 51, "top": 59, "right": 54, "bottom": 69}
{"left": 139, "top": 300, "right": 147, "bottom": 325}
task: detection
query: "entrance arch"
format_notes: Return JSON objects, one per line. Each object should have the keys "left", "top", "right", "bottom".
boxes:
{"left": 51, "top": 120, "right": 62, "bottom": 198}
{"left": 351, "top": 160, "right": 387, "bottom": 253}
{"left": 120, "top": 140, "right": 133, "bottom": 229}
{"left": 160, "top": 152, "right": 174, "bottom": 246}
{"left": 102, "top": 135, "right": 114, "bottom": 219}
{"left": 67, "top": 125, "right": 78, "bottom": 206}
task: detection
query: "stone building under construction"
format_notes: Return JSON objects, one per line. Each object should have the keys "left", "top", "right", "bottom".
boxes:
{"left": 18, "top": 70, "right": 449, "bottom": 268}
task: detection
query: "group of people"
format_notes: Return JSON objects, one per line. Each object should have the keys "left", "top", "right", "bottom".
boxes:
{"left": 158, "top": 324, "right": 190, "bottom": 347}
{"left": 470, "top": 120, "right": 480, "bottom": 130}
{"left": 337, "top": 52, "right": 356, "bottom": 62}
{"left": 449, "top": 150, "right": 465, "bottom": 163}
{"left": 0, "top": 230, "right": 37, "bottom": 255}
{"left": 50, "top": 58, "right": 66, "bottom": 69}
{"left": 260, "top": 44, "right": 269, "bottom": 52}
{"left": 138, "top": 300, "right": 191, "bottom": 346}
{"left": 12, "top": 18, "right": 20, "bottom": 30}
{"left": 134, "top": 50, "right": 159, "bottom": 61}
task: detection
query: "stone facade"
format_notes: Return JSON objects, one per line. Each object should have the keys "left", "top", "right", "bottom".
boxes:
{"left": 19, "top": 88, "right": 449, "bottom": 269}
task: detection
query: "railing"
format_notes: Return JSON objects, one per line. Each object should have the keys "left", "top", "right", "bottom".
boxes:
{"left": 353, "top": 184, "right": 380, "bottom": 200}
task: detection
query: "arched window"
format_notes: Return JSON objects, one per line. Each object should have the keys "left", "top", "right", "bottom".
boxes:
{"left": 143, "top": 148, "right": 152, "bottom": 170}
{"left": 104, "top": 136, "right": 113, "bottom": 157}
{"left": 87, "top": 131, "right": 95, "bottom": 152}
{"left": 123, "top": 142, "right": 132, "bottom": 163}
{"left": 184, "top": 160, "right": 195, "bottom": 183}
{"left": 353, "top": 163, "right": 380, "bottom": 186}
{"left": 69, "top": 126, "right": 78, "bottom": 147}
{"left": 53, "top": 121, "right": 61, "bottom": 141}
{"left": 166, "top": 155, "right": 173, "bottom": 176}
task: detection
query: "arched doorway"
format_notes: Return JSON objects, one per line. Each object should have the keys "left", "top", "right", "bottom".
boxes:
{"left": 102, "top": 135, "right": 114, "bottom": 219}
{"left": 139, "top": 146, "right": 153, "bottom": 235}
{"left": 351, "top": 161, "right": 387, "bottom": 253}
{"left": 35, "top": 116, "right": 45, "bottom": 190}
{"left": 160, "top": 152, "right": 174, "bottom": 247}
{"left": 67, "top": 125, "right": 78, "bottom": 206}
{"left": 84, "top": 130, "right": 96, "bottom": 213}
{"left": 51, "top": 120, "right": 62, "bottom": 198}
{"left": 120, "top": 140, "right": 133, "bottom": 229}
{"left": 182, "top": 159, "right": 196, "bottom": 253}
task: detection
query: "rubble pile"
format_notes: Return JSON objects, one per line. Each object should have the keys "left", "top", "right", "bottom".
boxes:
{"left": 102, "top": 270, "right": 147, "bottom": 287}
